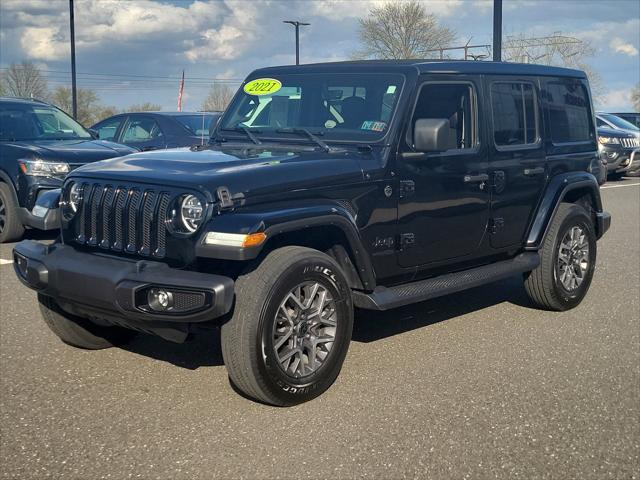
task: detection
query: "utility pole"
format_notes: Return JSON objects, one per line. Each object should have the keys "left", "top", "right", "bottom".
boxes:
{"left": 69, "top": 0, "right": 77, "bottom": 119}
{"left": 493, "top": 0, "right": 502, "bottom": 61}
{"left": 283, "top": 20, "right": 310, "bottom": 65}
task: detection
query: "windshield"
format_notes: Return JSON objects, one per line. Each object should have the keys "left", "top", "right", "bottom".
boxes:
{"left": 600, "top": 113, "right": 639, "bottom": 131}
{"left": 0, "top": 103, "right": 92, "bottom": 141}
{"left": 175, "top": 114, "right": 220, "bottom": 136}
{"left": 220, "top": 73, "right": 404, "bottom": 142}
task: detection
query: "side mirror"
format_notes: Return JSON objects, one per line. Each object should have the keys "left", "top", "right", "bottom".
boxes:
{"left": 88, "top": 128, "right": 99, "bottom": 139}
{"left": 413, "top": 118, "right": 456, "bottom": 152}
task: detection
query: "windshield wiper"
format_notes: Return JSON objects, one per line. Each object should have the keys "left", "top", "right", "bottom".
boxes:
{"left": 220, "top": 126, "right": 262, "bottom": 145}
{"left": 276, "top": 128, "right": 332, "bottom": 152}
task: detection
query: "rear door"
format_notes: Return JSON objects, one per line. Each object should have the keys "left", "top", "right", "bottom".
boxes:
{"left": 486, "top": 77, "right": 547, "bottom": 248}
{"left": 120, "top": 115, "right": 166, "bottom": 150}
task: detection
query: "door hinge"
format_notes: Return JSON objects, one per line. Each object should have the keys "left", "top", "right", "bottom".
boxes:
{"left": 399, "top": 180, "right": 415, "bottom": 198}
{"left": 488, "top": 217, "right": 505, "bottom": 234}
{"left": 399, "top": 233, "right": 416, "bottom": 249}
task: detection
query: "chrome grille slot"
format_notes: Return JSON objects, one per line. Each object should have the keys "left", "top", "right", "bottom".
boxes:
{"left": 70, "top": 182, "right": 172, "bottom": 259}
{"left": 621, "top": 137, "right": 640, "bottom": 148}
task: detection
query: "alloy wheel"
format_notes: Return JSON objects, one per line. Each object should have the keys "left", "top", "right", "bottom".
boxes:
{"left": 557, "top": 225, "right": 590, "bottom": 291}
{"left": 272, "top": 281, "right": 338, "bottom": 378}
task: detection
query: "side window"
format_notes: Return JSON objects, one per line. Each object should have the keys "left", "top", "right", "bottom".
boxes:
{"left": 545, "top": 81, "right": 592, "bottom": 143}
{"left": 122, "top": 117, "right": 164, "bottom": 143}
{"left": 491, "top": 82, "right": 538, "bottom": 147}
{"left": 410, "top": 83, "right": 477, "bottom": 150}
{"left": 95, "top": 116, "right": 123, "bottom": 141}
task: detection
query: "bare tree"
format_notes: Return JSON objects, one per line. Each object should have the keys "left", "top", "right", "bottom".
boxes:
{"left": 355, "top": 1, "right": 456, "bottom": 59}
{"left": 202, "top": 83, "right": 234, "bottom": 112}
{"left": 632, "top": 84, "right": 640, "bottom": 112}
{"left": 0, "top": 62, "right": 48, "bottom": 99}
{"left": 50, "top": 86, "right": 103, "bottom": 126}
{"left": 503, "top": 33, "right": 604, "bottom": 102}
{"left": 126, "top": 102, "right": 161, "bottom": 112}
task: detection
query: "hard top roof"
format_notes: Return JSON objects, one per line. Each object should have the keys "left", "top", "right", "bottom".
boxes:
{"left": 0, "top": 96, "right": 52, "bottom": 106}
{"left": 250, "top": 59, "right": 586, "bottom": 79}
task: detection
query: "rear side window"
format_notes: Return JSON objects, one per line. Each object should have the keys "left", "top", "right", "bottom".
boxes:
{"left": 122, "top": 117, "right": 164, "bottom": 143}
{"left": 491, "top": 82, "right": 538, "bottom": 147}
{"left": 546, "top": 81, "right": 592, "bottom": 143}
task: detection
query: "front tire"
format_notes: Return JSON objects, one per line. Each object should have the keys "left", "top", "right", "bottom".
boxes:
{"left": 524, "top": 203, "right": 597, "bottom": 311}
{"left": 38, "top": 294, "right": 137, "bottom": 349}
{"left": 0, "top": 182, "right": 25, "bottom": 243}
{"left": 221, "top": 246, "right": 354, "bottom": 406}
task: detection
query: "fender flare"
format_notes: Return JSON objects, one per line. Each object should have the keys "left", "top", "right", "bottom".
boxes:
{"left": 195, "top": 202, "right": 377, "bottom": 290}
{"left": 525, "top": 171, "right": 604, "bottom": 250}
{"left": 0, "top": 170, "right": 20, "bottom": 204}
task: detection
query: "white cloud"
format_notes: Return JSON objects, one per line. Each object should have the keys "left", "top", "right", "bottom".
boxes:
{"left": 20, "top": 27, "right": 69, "bottom": 60}
{"left": 610, "top": 37, "right": 639, "bottom": 57}
{"left": 599, "top": 88, "right": 633, "bottom": 110}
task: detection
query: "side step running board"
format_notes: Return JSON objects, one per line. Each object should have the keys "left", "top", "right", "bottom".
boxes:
{"left": 352, "top": 252, "right": 540, "bottom": 311}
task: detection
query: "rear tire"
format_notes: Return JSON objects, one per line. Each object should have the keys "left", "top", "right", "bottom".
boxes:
{"left": 0, "top": 182, "right": 25, "bottom": 243}
{"left": 38, "top": 294, "right": 137, "bottom": 349}
{"left": 221, "top": 246, "right": 353, "bottom": 406}
{"left": 524, "top": 203, "right": 596, "bottom": 311}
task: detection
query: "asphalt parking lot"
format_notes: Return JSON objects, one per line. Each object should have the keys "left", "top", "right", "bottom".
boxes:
{"left": 1, "top": 178, "right": 638, "bottom": 479}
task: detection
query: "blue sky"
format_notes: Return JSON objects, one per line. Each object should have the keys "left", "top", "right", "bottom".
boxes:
{"left": 1, "top": 0, "right": 638, "bottom": 112}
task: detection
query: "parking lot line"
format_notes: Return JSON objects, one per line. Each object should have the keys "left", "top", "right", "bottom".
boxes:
{"left": 601, "top": 182, "right": 640, "bottom": 190}
{"left": 0, "top": 259, "right": 14, "bottom": 266}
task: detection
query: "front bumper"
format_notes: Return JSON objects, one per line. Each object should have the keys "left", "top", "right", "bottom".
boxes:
{"left": 18, "top": 206, "right": 60, "bottom": 231}
{"left": 600, "top": 144, "right": 636, "bottom": 173}
{"left": 13, "top": 241, "right": 234, "bottom": 341}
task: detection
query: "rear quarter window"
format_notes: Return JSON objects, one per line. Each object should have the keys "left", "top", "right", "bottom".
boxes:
{"left": 545, "top": 80, "right": 593, "bottom": 144}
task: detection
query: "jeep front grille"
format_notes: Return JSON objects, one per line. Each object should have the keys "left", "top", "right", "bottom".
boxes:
{"left": 621, "top": 137, "right": 640, "bottom": 148}
{"left": 72, "top": 183, "right": 171, "bottom": 258}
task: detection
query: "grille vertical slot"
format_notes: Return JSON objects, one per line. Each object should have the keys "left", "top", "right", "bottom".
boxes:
{"left": 69, "top": 182, "right": 173, "bottom": 259}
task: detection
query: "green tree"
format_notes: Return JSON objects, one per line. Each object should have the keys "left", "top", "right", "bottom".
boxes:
{"left": 0, "top": 62, "right": 48, "bottom": 99}
{"left": 356, "top": 1, "right": 456, "bottom": 59}
{"left": 126, "top": 103, "right": 161, "bottom": 112}
{"left": 50, "top": 86, "right": 102, "bottom": 126}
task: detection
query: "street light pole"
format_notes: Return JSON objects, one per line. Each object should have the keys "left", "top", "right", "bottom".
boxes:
{"left": 283, "top": 20, "right": 310, "bottom": 65}
{"left": 69, "top": 0, "right": 77, "bottom": 119}
{"left": 493, "top": 0, "right": 502, "bottom": 62}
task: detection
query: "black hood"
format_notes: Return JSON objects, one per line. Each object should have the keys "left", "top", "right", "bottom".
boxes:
{"left": 7, "top": 139, "right": 137, "bottom": 166}
{"left": 597, "top": 126, "right": 638, "bottom": 139}
{"left": 69, "top": 145, "right": 366, "bottom": 204}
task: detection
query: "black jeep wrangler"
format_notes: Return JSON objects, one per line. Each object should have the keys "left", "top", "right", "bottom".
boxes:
{"left": 13, "top": 61, "right": 611, "bottom": 406}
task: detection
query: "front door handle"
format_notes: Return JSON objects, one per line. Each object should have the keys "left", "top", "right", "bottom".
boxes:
{"left": 523, "top": 167, "right": 545, "bottom": 176}
{"left": 463, "top": 173, "right": 489, "bottom": 183}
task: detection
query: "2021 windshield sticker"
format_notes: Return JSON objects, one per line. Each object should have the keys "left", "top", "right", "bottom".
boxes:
{"left": 244, "top": 78, "right": 282, "bottom": 96}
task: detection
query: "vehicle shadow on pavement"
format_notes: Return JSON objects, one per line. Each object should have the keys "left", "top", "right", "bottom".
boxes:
{"left": 117, "top": 275, "right": 534, "bottom": 369}
{"left": 352, "top": 275, "right": 534, "bottom": 343}
{"left": 120, "top": 326, "right": 225, "bottom": 369}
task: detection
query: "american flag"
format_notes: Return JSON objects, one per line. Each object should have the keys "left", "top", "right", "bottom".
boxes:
{"left": 177, "top": 70, "right": 185, "bottom": 111}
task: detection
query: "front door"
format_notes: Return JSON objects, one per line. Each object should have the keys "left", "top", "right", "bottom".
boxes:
{"left": 397, "top": 78, "right": 490, "bottom": 268}
{"left": 486, "top": 78, "right": 547, "bottom": 248}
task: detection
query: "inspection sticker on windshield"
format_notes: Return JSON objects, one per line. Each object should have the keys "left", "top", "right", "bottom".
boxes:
{"left": 244, "top": 78, "right": 282, "bottom": 96}
{"left": 361, "top": 120, "right": 387, "bottom": 132}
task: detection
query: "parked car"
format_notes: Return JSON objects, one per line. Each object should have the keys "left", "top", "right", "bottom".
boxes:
{"left": 596, "top": 112, "right": 640, "bottom": 134}
{"left": 597, "top": 125, "right": 640, "bottom": 179}
{"left": 611, "top": 112, "right": 640, "bottom": 129}
{"left": 14, "top": 61, "right": 610, "bottom": 406}
{"left": 0, "top": 97, "right": 136, "bottom": 243}
{"left": 90, "top": 111, "right": 222, "bottom": 151}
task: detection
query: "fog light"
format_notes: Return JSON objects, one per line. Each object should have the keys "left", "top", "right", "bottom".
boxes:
{"left": 147, "top": 288, "right": 174, "bottom": 311}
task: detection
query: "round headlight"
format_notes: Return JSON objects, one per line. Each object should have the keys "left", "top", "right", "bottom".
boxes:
{"left": 180, "top": 195, "right": 203, "bottom": 233}
{"left": 69, "top": 183, "right": 82, "bottom": 213}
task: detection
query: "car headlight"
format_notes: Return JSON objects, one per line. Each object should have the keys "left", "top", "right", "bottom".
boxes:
{"left": 69, "top": 182, "right": 82, "bottom": 213}
{"left": 61, "top": 182, "right": 82, "bottom": 219}
{"left": 18, "top": 159, "right": 70, "bottom": 177}
{"left": 598, "top": 136, "right": 620, "bottom": 145}
{"left": 180, "top": 194, "right": 204, "bottom": 233}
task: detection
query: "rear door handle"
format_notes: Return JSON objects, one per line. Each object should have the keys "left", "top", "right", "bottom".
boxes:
{"left": 463, "top": 173, "right": 489, "bottom": 183}
{"left": 523, "top": 167, "right": 545, "bottom": 176}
